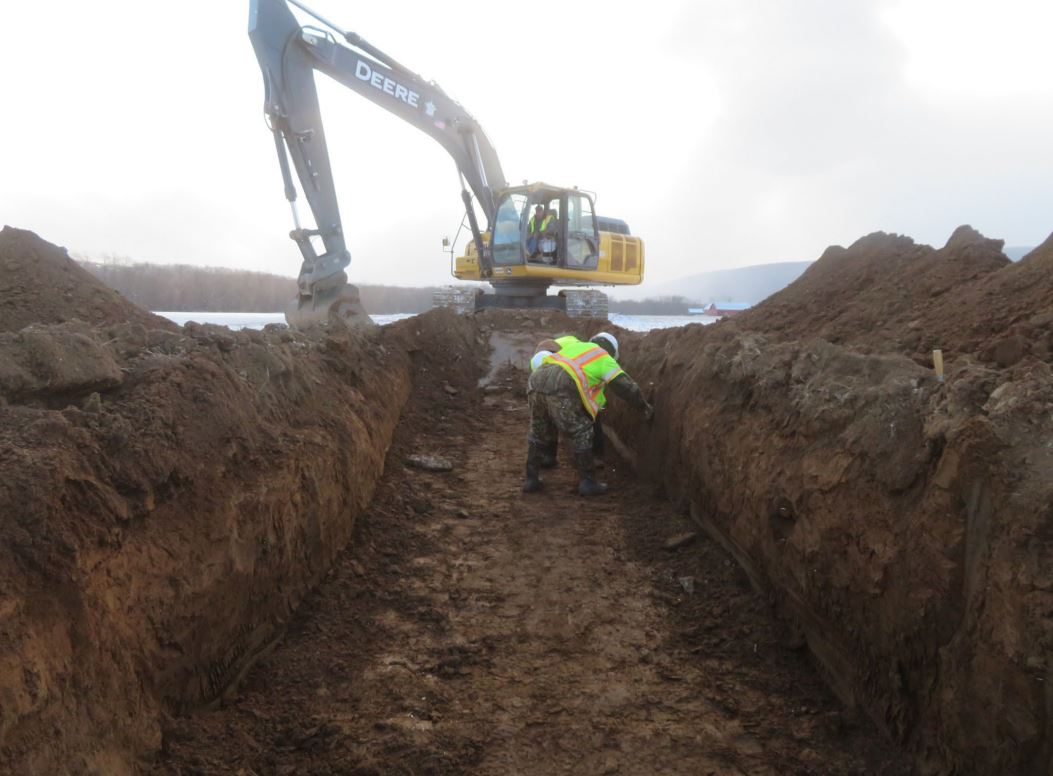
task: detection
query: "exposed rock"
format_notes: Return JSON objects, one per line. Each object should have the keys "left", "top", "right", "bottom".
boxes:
{"left": 663, "top": 532, "right": 698, "bottom": 551}
{"left": 405, "top": 454, "right": 454, "bottom": 472}
{"left": 0, "top": 322, "right": 123, "bottom": 401}
{"left": 981, "top": 334, "right": 1028, "bottom": 368}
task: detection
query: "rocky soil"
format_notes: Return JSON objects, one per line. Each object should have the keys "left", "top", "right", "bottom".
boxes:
{"left": 605, "top": 226, "right": 1053, "bottom": 775}
{"left": 0, "top": 229, "right": 481, "bottom": 773}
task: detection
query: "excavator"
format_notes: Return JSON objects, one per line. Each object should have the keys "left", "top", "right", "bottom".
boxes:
{"left": 249, "top": 0, "right": 644, "bottom": 327}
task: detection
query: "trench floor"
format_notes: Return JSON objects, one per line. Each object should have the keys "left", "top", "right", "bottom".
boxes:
{"left": 155, "top": 378, "right": 910, "bottom": 775}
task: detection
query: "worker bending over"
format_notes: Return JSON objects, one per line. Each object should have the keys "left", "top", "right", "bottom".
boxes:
{"left": 524, "top": 333, "right": 653, "bottom": 496}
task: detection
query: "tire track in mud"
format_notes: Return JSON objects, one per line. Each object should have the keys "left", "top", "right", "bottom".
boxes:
{"left": 155, "top": 372, "right": 910, "bottom": 775}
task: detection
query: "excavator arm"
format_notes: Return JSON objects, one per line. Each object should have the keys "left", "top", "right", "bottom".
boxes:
{"left": 248, "top": 0, "right": 507, "bottom": 325}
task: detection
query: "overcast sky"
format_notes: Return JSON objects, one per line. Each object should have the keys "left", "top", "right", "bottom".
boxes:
{"left": 2, "top": 0, "right": 1051, "bottom": 293}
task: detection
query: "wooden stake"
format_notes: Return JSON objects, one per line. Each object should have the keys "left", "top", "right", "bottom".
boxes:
{"left": 933, "top": 349, "right": 944, "bottom": 382}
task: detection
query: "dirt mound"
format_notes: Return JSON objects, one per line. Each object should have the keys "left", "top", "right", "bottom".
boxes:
{"left": 472, "top": 307, "right": 606, "bottom": 338}
{"left": 0, "top": 301, "right": 485, "bottom": 773}
{"left": 0, "top": 226, "right": 173, "bottom": 333}
{"left": 934, "top": 230, "right": 1053, "bottom": 365}
{"left": 604, "top": 262, "right": 1053, "bottom": 773}
{"left": 737, "top": 226, "right": 1053, "bottom": 367}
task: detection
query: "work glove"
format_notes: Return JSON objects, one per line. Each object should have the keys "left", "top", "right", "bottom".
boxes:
{"left": 643, "top": 402, "right": 655, "bottom": 422}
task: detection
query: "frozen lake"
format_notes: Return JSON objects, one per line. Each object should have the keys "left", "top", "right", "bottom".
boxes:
{"left": 155, "top": 311, "right": 718, "bottom": 332}
{"left": 156, "top": 311, "right": 415, "bottom": 329}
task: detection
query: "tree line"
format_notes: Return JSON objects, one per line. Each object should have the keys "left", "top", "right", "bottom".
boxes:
{"left": 77, "top": 259, "right": 699, "bottom": 315}
{"left": 608, "top": 296, "right": 694, "bottom": 315}
{"left": 78, "top": 260, "right": 436, "bottom": 314}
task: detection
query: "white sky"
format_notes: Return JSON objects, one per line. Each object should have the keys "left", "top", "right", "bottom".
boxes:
{"left": 1, "top": 0, "right": 1051, "bottom": 292}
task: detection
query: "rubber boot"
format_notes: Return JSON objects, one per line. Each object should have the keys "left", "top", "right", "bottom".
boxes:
{"left": 523, "top": 442, "right": 544, "bottom": 493}
{"left": 574, "top": 450, "right": 608, "bottom": 497}
{"left": 539, "top": 441, "right": 558, "bottom": 469}
{"left": 592, "top": 420, "right": 606, "bottom": 459}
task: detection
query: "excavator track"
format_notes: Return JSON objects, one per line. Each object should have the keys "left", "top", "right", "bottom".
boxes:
{"left": 433, "top": 287, "right": 609, "bottom": 319}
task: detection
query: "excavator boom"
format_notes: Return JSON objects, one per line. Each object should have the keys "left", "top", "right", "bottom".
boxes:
{"left": 249, "top": 0, "right": 643, "bottom": 325}
{"left": 249, "top": 0, "right": 505, "bottom": 325}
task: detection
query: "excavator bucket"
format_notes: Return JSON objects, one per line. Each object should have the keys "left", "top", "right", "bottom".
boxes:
{"left": 285, "top": 283, "right": 374, "bottom": 328}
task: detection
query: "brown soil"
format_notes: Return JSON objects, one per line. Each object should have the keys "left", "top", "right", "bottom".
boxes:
{"left": 0, "top": 229, "right": 486, "bottom": 774}
{"left": 152, "top": 353, "right": 909, "bottom": 776}
{"left": 3, "top": 222, "right": 1049, "bottom": 775}
{"left": 736, "top": 226, "right": 1053, "bottom": 368}
{"left": 603, "top": 225, "right": 1053, "bottom": 776}
{"left": 0, "top": 222, "right": 910, "bottom": 773}
{"left": 0, "top": 226, "right": 174, "bottom": 333}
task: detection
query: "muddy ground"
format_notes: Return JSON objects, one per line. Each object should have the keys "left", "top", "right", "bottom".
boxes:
{"left": 154, "top": 357, "right": 909, "bottom": 775}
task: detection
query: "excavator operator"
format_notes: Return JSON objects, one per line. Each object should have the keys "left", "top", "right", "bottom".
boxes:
{"left": 523, "top": 333, "right": 654, "bottom": 496}
{"left": 527, "top": 204, "right": 557, "bottom": 263}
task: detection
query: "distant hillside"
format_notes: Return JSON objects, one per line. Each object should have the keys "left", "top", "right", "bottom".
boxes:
{"left": 647, "top": 261, "right": 813, "bottom": 305}
{"left": 1005, "top": 246, "right": 1035, "bottom": 261}
{"left": 645, "top": 244, "right": 1034, "bottom": 305}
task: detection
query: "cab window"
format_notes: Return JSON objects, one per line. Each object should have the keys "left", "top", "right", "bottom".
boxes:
{"left": 566, "top": 193, "right": 599, "bottom": 269}
{"left": 492, "top": 193, "right": 527, "bottom": 265}
{"left": 527, "top": 196, "right": 561, "bottom": 265}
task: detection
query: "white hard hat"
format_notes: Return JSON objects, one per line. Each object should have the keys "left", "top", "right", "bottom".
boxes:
{"left": 589, "top": 332, "right": 619, "bottom": 360}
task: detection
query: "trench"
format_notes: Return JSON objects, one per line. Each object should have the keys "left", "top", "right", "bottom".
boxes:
{"left": 153, "top": 346, "right": 910, "bottom": 775}
{"left": 5, "top": 229, "right": 1051, "bottom": 775}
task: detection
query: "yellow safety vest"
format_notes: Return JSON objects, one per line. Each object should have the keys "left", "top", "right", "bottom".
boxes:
{"left": 542, "top": 336, "right": 625, "bottom": 418}
{"left": 528, "top": 215, "right": 554, "bottom": 234}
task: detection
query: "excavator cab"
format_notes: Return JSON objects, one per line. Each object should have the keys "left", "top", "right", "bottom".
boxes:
{"left": 489, "top": 186, "right": 598, "bottom": 270}
{"left": 449, "top": 183, "right": 643, "bottom": 316}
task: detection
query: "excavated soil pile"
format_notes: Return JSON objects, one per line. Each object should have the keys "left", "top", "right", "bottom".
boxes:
{"left": 0, "top": 230, "right": 484, "bottom": 774}
{"left": 738, "top": 226, "right": 1053, "bottom": 367}
{"left": 606, "top": 226, "right": 1053, "bottom": 775}
{"left": 0, "top": 226, "right": 174, "bottom": 334}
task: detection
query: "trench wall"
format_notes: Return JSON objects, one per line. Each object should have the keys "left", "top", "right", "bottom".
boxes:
{"left": 0, "top": 309, "right": 480, "bottom": 774}
{"left": 606, "top": 323, "right": 1052, "bottom": 776}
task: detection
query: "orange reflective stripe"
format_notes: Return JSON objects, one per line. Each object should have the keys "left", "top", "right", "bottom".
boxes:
{"left": 575, "top": 349, "right": 608, "bottom": 368}
{"left": 571, "top": 345, "right": 605, "bottom": 363}
{"left": 546, "top": 353, "right": 600, "bottom": 417}
{"left": 550, "top": 354, "right": 591, "bottom": 394}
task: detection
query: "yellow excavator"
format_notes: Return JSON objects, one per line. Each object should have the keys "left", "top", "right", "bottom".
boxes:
{"left": 250, "top": 0, "right": 644, "bottom": 326}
